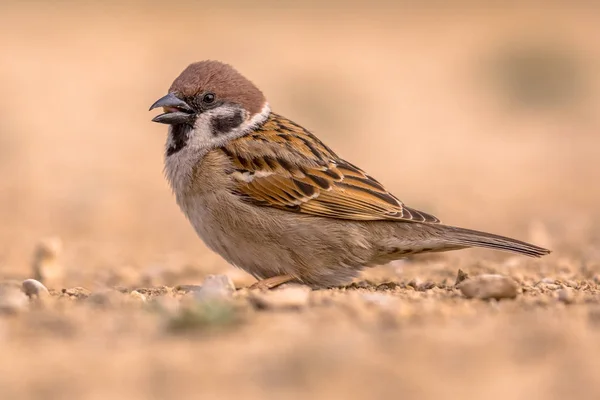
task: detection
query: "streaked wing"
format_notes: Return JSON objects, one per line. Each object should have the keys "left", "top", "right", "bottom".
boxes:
{"left": 220, "top": 113, "right": 440, "bottom": 223}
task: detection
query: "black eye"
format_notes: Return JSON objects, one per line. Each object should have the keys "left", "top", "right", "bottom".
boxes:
{"left": 202, "top": 93, "right": 216, "bottom": 104}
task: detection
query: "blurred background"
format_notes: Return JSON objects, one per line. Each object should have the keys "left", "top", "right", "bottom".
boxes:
{"left": 1, "top": 0, "right": 599, "bottom": 277}
{"left": 1, "top": 1, "right": 600, "bottom": 399}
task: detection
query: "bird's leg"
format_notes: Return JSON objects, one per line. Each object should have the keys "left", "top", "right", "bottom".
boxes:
{"left": 248, "top": 274, "right": 295, "bottom": 290}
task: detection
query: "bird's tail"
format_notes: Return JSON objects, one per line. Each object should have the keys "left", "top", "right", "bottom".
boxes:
{"left": 433, "top": 224, "right": 551, "bottom": 258}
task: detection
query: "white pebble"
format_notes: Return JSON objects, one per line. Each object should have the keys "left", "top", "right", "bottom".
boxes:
{"left": 22, "top": 279, "right": 49, "bottom": 298}
{"left": 195, "top": 275, "right": 235, "bottom": 301}
{"left": 129, "top": 290, "right": 147, "bottom": 302}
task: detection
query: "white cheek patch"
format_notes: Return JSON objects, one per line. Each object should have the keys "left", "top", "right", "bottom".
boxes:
{"left": 186, "top": 102, "right": 271, "bottom": 152}
{"left": 164, "top": 102, "right": 272, "bottom": 193}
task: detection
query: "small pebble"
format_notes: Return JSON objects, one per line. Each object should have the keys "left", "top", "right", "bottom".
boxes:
{"left": 407, "top": 278, "right": 423, "bottom": 290}
{"left": 540, "top": 283, "right": 561, "bottom": 291}
{"left": 0, "top": 285, "right": 29, "bottom": 314}
{"left": 565, "top": 280, "right": 579, "bottom": 289}
{"left": 62, "top": 287, "right": 91, "bottom": 299}
{"left": 176, "top": 285, "right": 202, "bottom": 293}
{"left": 458, "top": 274, "right": 519, "bottom": 300}
{"left": 249, "top": 286, "right": 311, "bottom": 310}
{"left": 129, "top": 290, "right": 147, "bottom": 302}
{"left": 194, "top": 275, "right": 235, "bottom": 301}
{"left": 557, "top": 288, "right": 575, "bottom": 304}
{"left": 455, "top": 269, "right": 469, "bottom": 286}
{"left": 418, "top": 281, "right": 436, "bottom": 291}
{"left": 22, "top": 279, "right": 49, "bottom": 299}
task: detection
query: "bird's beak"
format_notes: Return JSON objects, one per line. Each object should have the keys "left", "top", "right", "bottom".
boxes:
{"left": 149, "top": 93, "right": 195, "bottom": 125}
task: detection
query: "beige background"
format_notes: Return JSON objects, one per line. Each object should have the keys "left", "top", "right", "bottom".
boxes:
{"left": 1, "top": 2, "right": 598, "bottom": 276}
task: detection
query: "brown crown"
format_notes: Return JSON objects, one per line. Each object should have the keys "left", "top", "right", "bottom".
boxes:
{"left": 169, "top": 60, "right": 266, "bottom": 115}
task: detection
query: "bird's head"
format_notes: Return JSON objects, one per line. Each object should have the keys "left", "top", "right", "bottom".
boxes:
{"left": 150, "top": 60, "right": 270, "bottom": 156}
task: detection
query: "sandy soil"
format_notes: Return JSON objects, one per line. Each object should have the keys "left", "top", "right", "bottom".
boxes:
{"left": 0, "top": 2, "right": 599, "bottom": 399}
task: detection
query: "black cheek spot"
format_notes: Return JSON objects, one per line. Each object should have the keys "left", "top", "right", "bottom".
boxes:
{"left": 166, "top": 125, "right": 191, "bottom": 156}
{"left": 211, "top": 110, "right": 244, "bottom": 135}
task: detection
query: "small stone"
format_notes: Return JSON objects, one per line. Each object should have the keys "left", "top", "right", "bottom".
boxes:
{"left": 564, "top": 280, "right": 579, "bottom": 289}
{"left": 132, "top": 286, "right": 172, "bottom": 298}
{"left": 375, "top": 282, "right": 402, "bottom": 291}
{"left": 0, "top": 285, "right": 29, "bottom": 314}
{"left": 539, "top": 283, "right": 561, "bottom": 291}
{"left": 557, "top": 288, "right": 575, "bottom": 304}
{"left": 345, "top": 280, "right": 373, "bottom": 290}
{"left": 418, "top": 281, "right": 436, "bottom": 291}
{"left": 455, "top": 269, "right": 469, "bottom": 286}
{"left": 129, "top": 290, "right": 147, "bottom": 302}
{"left": 21, "top": 279, "right": 49, "bottom": 299}
{"left": 175, "top": 285, "right": 203, "bottom": 293}
{"left": 194, "top": 275, "right": 235, "bottom": 302}
{"left": 458, "top": 274, "right": 519, "bottom": 300}
{"left": 249, "top": 286, "right": 311, "bottom": 310}
{"left": 407, "top": 278, "right": 423, "bottom": 290}
{"left": 31, "top": 237, "right": 64, "bottom": 287}
{"left": 61, "top": 287, "right": 91, "bottom": 299}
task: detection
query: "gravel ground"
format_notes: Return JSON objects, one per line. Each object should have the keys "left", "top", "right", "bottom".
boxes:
{"left": 2, "top": 245, "right": 600, "bottom": 400}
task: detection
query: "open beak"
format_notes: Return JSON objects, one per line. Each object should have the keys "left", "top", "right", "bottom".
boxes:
{"left": 149, "top": 93, "right": 195, "bottom": 125}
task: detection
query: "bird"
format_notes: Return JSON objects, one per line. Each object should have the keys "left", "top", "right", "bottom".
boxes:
{"left": 149, "top": 60, "right": 551, "bottom": 290}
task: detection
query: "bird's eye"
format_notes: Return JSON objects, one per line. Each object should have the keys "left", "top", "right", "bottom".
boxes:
{"left": 202, "top": 93, "right": 216, "bottom": 104}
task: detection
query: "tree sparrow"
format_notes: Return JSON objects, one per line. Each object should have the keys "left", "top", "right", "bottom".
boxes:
{"left": 150, "top": 61, "right": 550, "bottom": 289}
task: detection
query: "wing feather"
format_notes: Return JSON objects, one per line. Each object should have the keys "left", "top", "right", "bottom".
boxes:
{"left": 222, "top": 113, "right": 440, "bottom": 223}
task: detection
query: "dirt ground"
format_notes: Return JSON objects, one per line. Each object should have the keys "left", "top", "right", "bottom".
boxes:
{"left": 1, "top": 2, "right": 600, "bottom": 399}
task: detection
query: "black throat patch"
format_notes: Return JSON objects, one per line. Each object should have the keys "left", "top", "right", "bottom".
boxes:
{"left": 166, "top": 124, "right": 191, "bottom": 156}
{"left": 211, "top": 110, "right": 244, "bottom": 136}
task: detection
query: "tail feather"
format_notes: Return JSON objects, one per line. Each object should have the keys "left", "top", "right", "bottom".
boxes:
{"left": 436, "top": 225, "right": 551, "bottom": 258}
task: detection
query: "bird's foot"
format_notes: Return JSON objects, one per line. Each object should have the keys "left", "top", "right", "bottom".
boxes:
{"left": 248, "top": 275, "right": 294, "bottom": 290}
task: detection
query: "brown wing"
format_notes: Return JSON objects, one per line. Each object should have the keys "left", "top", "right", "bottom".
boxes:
{"left": 221, "top": 113, "right": 440, "bottom": 223}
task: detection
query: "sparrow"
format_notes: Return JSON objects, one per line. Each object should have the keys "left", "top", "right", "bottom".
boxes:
{"left": 150, "top": 60, "right": 550, "bottom": 289}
